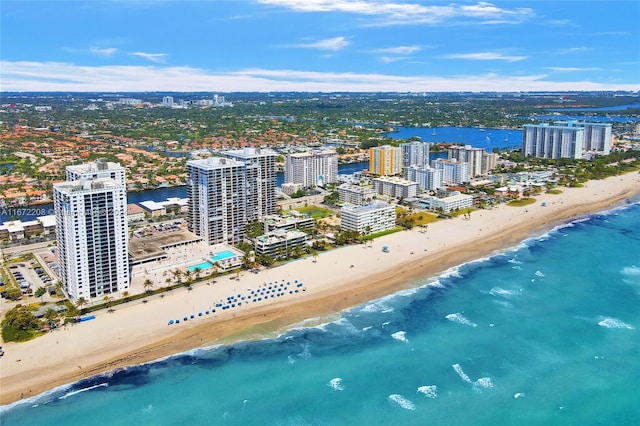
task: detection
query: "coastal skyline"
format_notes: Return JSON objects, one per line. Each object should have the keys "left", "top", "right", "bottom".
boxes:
{"left": 1, "top": 0, "right": 639, "bottom": 92}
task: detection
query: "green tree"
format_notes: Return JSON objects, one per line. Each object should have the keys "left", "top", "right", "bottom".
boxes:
{"left": 143, "top": 278, "right": 154, "bottom": 293}
{"left": 1, "top": 304, "right": 41, "bottom": 342}
{"left": 75, "top": 297, "right": 88, "bottom": 312}
{"left": 103, "top": 295, "right": 114, "bottom": 312}
{"left": 4, "top": 287, "right": 23, "bottom": 301}
{"left": 34, "top": 286, "right": 47, "bottom": 304}
{"left": 43, "top": 308, "right": 59, "bottom": 327}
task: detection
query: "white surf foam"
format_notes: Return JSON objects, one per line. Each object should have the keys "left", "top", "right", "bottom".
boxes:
{"left": 489, "top": 287, "right": 519, "bottom": 297}
{"left": 58, "top": 383, "right": 108, "bottom": 400}
{"left": 598, "top": 317, "right": 634, "bottom": 329}
{"left": 328, "top": 378, "right": 345, "bottom": 391}
{"left": 621, "top": 265, "right": 640, "bottom": 290}
{"left": 534, "top": 270, "right": 545, "bottom": 278}
{"left": 514, "top": 392, "right": 526, "bottom": 399}
{"left": 417, "top": 385, "right": 438, "bottom": 399}
{"left": 453, "top": 364, "right": 494, "bottom": 391}
{"left": 473, "top": 377, "right": 494, "bottom": 389}
{"left": 391, "top": 331, "right": 409, "bottom": 343}
{"left": 446, "top": 313, "right": 477, "bottom": 327}
{"left": 452, "top": 364, "right": 473, "bottom": 384}
{"left": 621, "top": 265, "right": 640, "bottom": 277}
{"left": 388, "top": 394, "right": 416, "bottom": 410}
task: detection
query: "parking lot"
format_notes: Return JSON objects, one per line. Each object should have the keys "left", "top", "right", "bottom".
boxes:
{"left": 7, "top": 260, "right": 53, "bottom": 295}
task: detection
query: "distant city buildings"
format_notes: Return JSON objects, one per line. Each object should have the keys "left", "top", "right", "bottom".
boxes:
{"left": 340, "top": 200, "right": 396, "bottom": 234}
{"left": 54, "top": 162, "right": 129, "bottom": 300}
{"left": 161, "top": 94, "right": 232, "bottom": 108}
{"left": 369, "top": 145, "right": 402, "bottom": 176}
{"left": 284, "top": 150, "right": 338, "bottom": 188}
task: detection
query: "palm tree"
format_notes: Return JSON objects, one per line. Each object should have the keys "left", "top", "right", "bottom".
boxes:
{"left": 44, "top": 308, "right": 59, "bottom": 328}
{"left": 103, "top": 295, "right": 114, "bottom": 312}
{"left": 121, "top": 291, "right": 130, "bottom": 302}
{"left": 193, "top": 267, "right": 202, "bottom": 281}
{"left": 34, "top": 286, "right": 47, "bottom": 304}
{"left": 143, "top": 278, "right": 154, "bottom": 293}
{"left": 172, "top": 268, "right": 182, "bottom": 285}
{"left": 75, "top": 297, "right": 88, "bottom": 313}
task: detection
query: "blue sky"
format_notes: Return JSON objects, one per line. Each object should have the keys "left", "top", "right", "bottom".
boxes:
{"left": 1, "top": 0, "right": 639, "bottom": 92}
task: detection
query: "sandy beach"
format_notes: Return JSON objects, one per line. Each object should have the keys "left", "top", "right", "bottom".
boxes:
{"left": 1, "top": 172, "right": 639, "bottom": 405}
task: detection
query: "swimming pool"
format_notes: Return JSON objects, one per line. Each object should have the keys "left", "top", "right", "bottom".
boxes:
{"left": 210, "top": 250, "right": 236, "bottom": 262}
{"left": 187, "top": 261, "right": 213, "bottom": 272}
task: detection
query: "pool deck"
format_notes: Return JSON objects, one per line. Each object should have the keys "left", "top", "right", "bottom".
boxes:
{"left": 129, "top": 241, "right": 238, "bottom": 295}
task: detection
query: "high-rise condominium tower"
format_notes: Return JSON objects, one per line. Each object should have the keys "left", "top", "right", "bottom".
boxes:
{"left": 54, "top": 162, "right": 129, "bottom": 300}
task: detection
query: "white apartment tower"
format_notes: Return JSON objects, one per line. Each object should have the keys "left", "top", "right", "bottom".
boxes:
{"left": 284, "top": 150, "right": 338, "bottom": 188}
{"left": 222, "top": 147, "right": 277, "bottom": 221}
{"left": 400, "top": 141, "right": 430, "bottom": 168}
{"left": 187, "top": 157, "right": 247, "bottom": 245}
{"left": 404, "top": 165, "right": 443, "bottom": 191}
{"left": 66, "top": 160, "right": 126, "bottom": 184}
{"left": 581, "top": 122, "right": 612, "bottom": 154}
{"left": 340, "top": 200, "right": 396, "bottom": 235}
{"left": 431, "top": 158, "right": 470, "bottom": 185}
{"left": 447, "top": 145, "right": 484, "bottom": 178}
{"left": 522, "top": 123, "right": 584, "bottom": 159}
{"left": 54, "top": 163, "right": 129, "bottom": 301}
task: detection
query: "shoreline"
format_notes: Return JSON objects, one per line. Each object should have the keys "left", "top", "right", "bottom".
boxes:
{"left": 1, "top": 172, "right": 639, "bottom": 406}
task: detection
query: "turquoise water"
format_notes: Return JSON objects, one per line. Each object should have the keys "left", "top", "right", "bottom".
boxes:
{"left": 211, "top": 250, "right": 236, "bottom": 262}
{"left": 2, "top": 202, "right": 640, "bottom": 425}
{"left": 187, "top": 261, "right": 213, "bottom": 272}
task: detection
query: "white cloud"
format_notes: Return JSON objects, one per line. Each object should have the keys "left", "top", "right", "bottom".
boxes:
{"left": 379, "top": 56, "right": 408, "bottom": 63}
{"left": 291, "top": 36, "right": 350, "bottom": 51}
{"left": 543, "top": 67, "right": 601, "bottom": 72}
{"left": 130, "top": 52, "right": 167, "bottom": 63}
{"left": 444, "top": 52, "right": 528, "bottom": 62}
{"left": 374, "top": 45, "right": 421, "bottom": 63}
{"left": 90, "top": 47, "right": 119, "bottom": 56}
{"left": 375, "top": 45, "right": 421, "bottom": 55}
{"left": 258, "top": 0, "right": 534, "bottom": 26}
{"left": 555, "top": 46, "right": 589, "bottom": 55}
{"left": 2, "top": 61, "right": 638, "bottom": 93}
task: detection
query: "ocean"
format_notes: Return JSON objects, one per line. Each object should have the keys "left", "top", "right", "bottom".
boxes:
{"left": 2, "top": 201, "right": 639, "bottom": 425}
